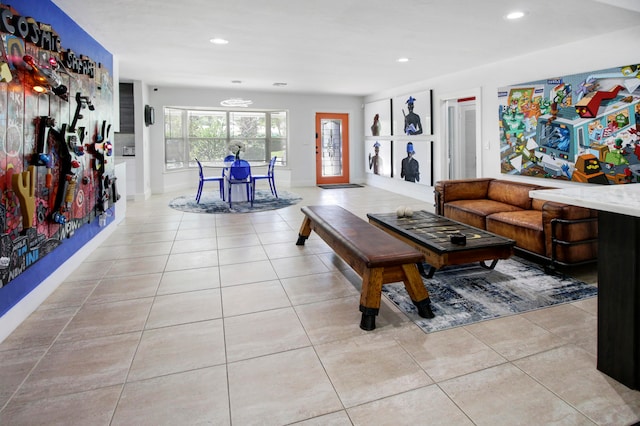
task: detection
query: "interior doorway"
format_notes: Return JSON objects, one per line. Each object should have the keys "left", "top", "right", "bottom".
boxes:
{"left": 315, "top": 113, "right": 350, "bottom": 185}
{"left": 442, "top": 95, "right": 479, "bottom": 179}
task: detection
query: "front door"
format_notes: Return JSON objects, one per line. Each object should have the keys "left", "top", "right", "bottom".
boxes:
{"left": 315, "top": 113, "right": 350, "bottom": 185}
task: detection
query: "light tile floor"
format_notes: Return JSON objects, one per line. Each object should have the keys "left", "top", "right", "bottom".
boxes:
{"left": 1, "top": 184, "right": 639, "bottom": 425}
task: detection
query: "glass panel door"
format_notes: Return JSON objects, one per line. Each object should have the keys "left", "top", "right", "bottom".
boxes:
{"left": 315, "top": 113, "right": 349, "bottom": 185}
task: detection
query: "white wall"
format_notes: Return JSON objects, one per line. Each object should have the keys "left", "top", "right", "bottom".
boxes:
{"left": 135, "top": 87, "right": 363, "bottom": 196}
{"left": 134, "top": 80, "right": 153, "bottom": 200}
{"left": 366, "top": 25, "right": 640, "bottom": 191}
{"left": 125, "top": 25, "right": 640, "bottom": 200}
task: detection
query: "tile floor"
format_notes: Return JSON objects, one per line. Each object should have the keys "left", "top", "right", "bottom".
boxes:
{"left": 0, "top": 184, "right": 639, "bottom": 425}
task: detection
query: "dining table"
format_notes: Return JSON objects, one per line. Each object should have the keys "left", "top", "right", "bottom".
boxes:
{"left": 202, "top": 160, "right": 268, "bottom": 203}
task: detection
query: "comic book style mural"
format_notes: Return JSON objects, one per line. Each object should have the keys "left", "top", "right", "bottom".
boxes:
{"left": 498, "top": 64, "right": 640, "bottom": 184}
{"left": 0, "top": 2, "right": 117, "bottom": 290}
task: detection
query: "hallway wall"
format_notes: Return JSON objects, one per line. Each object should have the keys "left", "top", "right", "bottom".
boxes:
{"left": 365, "top": 25, "right": 640, "bottom": 191}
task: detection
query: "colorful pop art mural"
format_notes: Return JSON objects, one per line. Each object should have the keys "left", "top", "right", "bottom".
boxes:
{"left": 498, "top": 64, "right": 640, "bottom": 184}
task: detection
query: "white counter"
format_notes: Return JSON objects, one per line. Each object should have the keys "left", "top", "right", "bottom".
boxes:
{"left": 532, "top": 182, "right": 640, "bottom": 390}
{"left": 530, "top": 184, "right": 640, "bottom": 218}
{"left": 116, "top": 156, "right": 137, "bottom": 200}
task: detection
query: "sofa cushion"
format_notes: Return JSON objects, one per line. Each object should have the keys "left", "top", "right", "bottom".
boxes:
{"left": 542, "top": 202, "right": 598, "bottom": 242}
{"left": 531, "top": 198, "right": 547, "bottom": 210}
{"left": 487, "top": 180, "right": 539, "bottom": 210}
{"left": 436, "top": 178, "right": 493, "bottom": 201}
{"left": 444, "top": 199, "right": 522, "bottom": 230}
{"left": 487, "top": 210, "right": 545, "bottom": 255}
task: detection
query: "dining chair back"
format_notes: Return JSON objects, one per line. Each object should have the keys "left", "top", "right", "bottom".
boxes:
{"left": 251, "top": 156, "right": 278, "bottom": 200}
{"left": 227, "top": 159, "right": 253, "bottom": 207}
{"left": 195, "top": 158, "right": 224, "bottom": 203}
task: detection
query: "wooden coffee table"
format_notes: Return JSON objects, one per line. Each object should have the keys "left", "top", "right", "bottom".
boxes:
{"left": 367, "top": 210, "right": 516, "bottom": 278}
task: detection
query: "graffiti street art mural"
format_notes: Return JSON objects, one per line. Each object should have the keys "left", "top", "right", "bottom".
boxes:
{"left": 0, "top": 1, "right": 116, "bottom": 301}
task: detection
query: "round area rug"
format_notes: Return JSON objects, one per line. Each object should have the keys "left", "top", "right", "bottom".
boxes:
{"left": 169, "top": 189, "right": 302, "bottom": 214}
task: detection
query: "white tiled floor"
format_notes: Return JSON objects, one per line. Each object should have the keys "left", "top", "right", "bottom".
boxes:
{"left": 1, "top": 184, "right": 639, "bottom": 425}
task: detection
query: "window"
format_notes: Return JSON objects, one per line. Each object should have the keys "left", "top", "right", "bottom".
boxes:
{"left": 164, "top": 107, "right": 287, "bottom": 170}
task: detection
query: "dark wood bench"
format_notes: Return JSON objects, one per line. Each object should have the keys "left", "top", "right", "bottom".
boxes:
{"left": 296, "top": 205, "right": 434, "bottom": 330}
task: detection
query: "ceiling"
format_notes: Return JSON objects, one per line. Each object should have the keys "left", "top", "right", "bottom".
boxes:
{"left": 50, "top": 0, "right": 640, "bottom": 97}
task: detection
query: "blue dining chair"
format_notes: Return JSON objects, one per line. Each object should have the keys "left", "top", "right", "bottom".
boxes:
{"left": 195, "top": 158, "right": 224, "bottom": 203}
{"left": 227, "top": 159, "right": 253, "bottom": 207}
{"left": 251, "top": 156, "right": 278, "bottom": 200}
{"left": 224, "top": 154, "right": 236, "bottom": 162}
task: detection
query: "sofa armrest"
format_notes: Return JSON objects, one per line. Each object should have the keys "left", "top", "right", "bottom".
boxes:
{"left": 542, "top": 201, "right": 598, "bottom": 259}
{"left": 434, "top": 178, "right": 494, "bottom": 215}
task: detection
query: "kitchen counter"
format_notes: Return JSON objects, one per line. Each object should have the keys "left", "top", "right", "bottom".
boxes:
{"left": 530, "top": 184, "right": 640, "bottom": 217}
{"left": 531, "top": 184, "right": 640, "bottom": 390}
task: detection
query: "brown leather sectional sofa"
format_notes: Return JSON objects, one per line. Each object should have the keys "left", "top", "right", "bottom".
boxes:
{"left": 434, "top": 178, "right": 598, "bottom": 267}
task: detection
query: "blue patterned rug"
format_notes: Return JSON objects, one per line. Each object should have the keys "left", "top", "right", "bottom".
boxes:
{"left": 383, "top": 257, "right": 598, "bottom": 333}
{"left": 169, "top": 190, "right": 302, "bottom": 214}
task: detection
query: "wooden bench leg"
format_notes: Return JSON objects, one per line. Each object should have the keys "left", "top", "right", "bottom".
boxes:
{"left": 402, "top": 264, "right": 435, "bottom": 319}
{"left": 359, "top": 267, "right": 384, "bottom": 331}
{"left": 296, "top": 216, "right": 312, "bottom": 245}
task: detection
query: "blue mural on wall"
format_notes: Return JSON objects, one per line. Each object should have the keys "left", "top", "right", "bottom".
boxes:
{"left": 0, "top": 1, "right": 116, "bottom": 316}
{"left": 12, "top": 0, "right": 112, "bottom": 74}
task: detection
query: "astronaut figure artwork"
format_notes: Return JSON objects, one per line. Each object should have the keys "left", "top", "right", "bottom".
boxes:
{"left": 401, "top": 142, "right": 420, "bottom": 182}
{"left": 403, "top": 96, "right": 423, "bottom": 135}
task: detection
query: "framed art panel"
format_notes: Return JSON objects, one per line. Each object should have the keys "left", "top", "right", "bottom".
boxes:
{"left": 393, "top": 90, "right": 432, "bottom": 136}
{"left": 364, "top": 99, "right": 391, "bottom": 137}
{"left": 393, "top": 140, "right": 431, "bottom": 186}
{"left": 364, "top": 139, "right": 392, "bottom": 177}
{"left": 497, "top": 62, "right": 640, "bottom": 185}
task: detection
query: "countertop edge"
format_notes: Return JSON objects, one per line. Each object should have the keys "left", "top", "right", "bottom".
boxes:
{"left": 530, "top": 186, "right": 640, "bottom": 218}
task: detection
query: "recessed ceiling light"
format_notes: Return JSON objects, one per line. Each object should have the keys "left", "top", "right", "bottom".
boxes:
{"left": 397, "top": 57, "right": 410, "bottom": 63}
{"left": 210, "top": 38, "right": 229, "bottom": 45}
{"left": 505, "top": 11, "right": 525, "bottom": 20}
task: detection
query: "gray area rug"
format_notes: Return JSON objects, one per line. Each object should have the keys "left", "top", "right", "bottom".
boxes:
{"left": 169, "top": 190, "right": 302, "bottom": 214}
{"left": 383, "top": 257, "right": 597, "bottom": 333}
